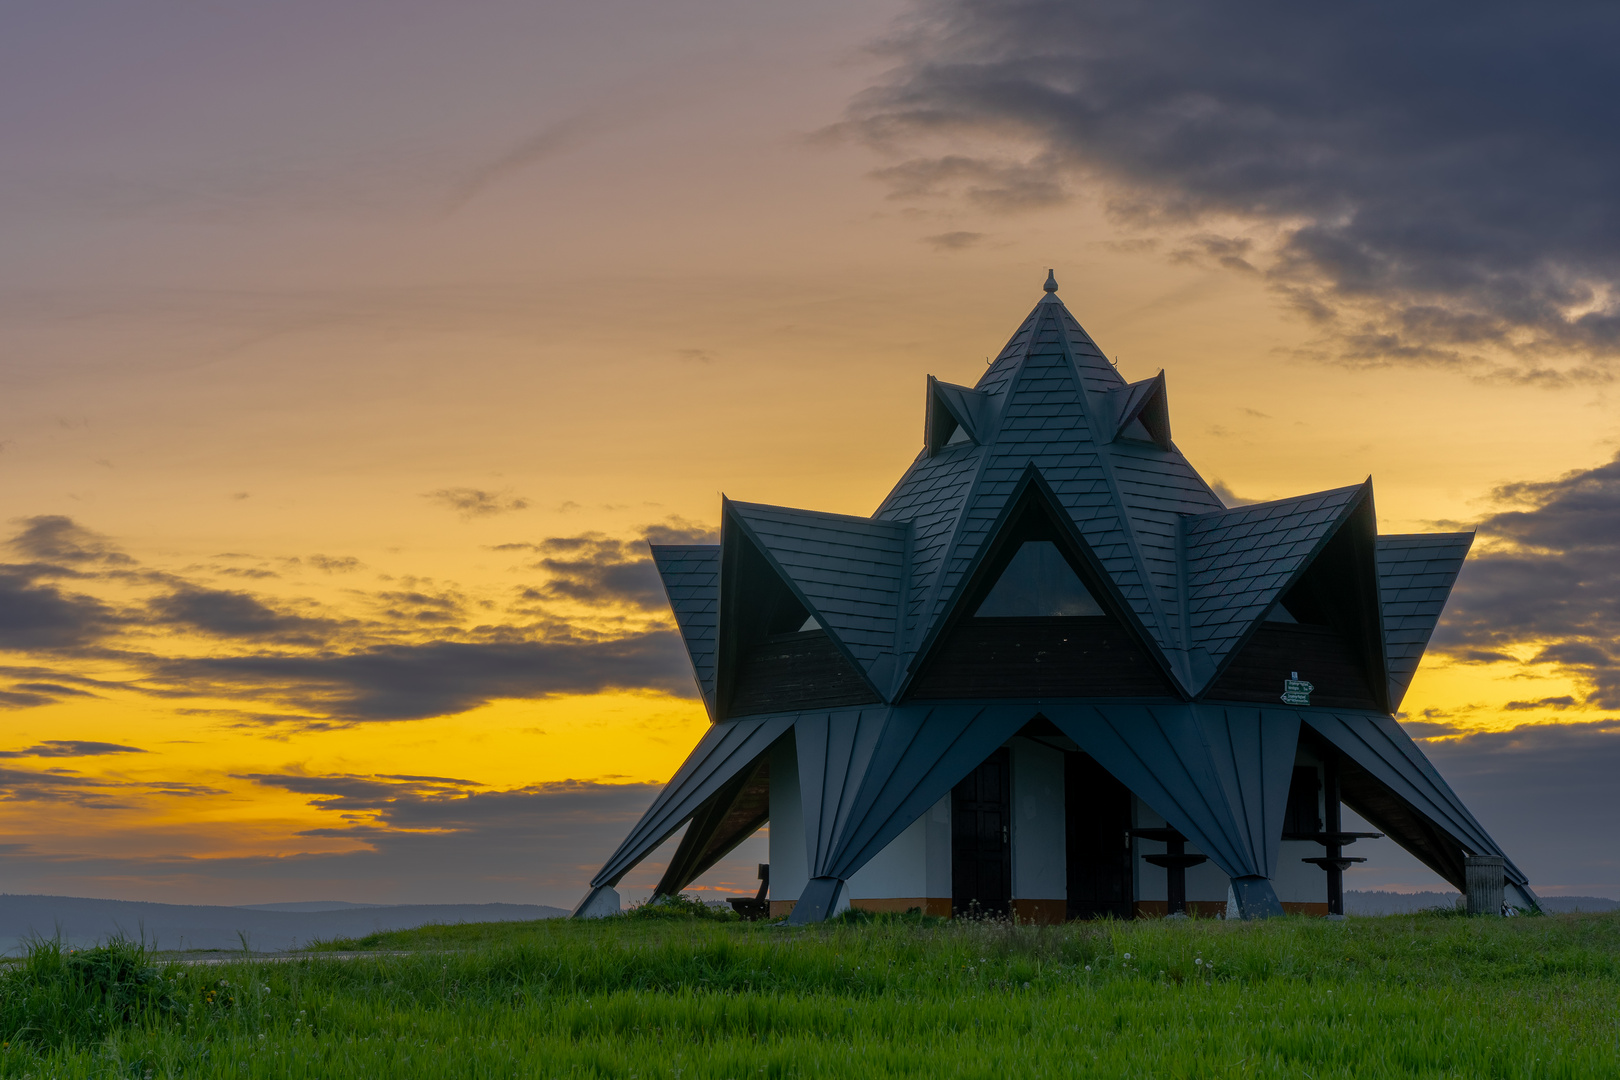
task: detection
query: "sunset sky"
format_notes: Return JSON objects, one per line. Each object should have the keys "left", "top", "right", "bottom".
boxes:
{"left": 3, "top": 1, "right": 1618, "bottom": 908}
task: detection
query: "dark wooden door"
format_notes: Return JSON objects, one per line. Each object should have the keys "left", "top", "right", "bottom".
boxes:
{"left": 952, "top": 748, "right": 1012, "bottom": 917}
{"left": 1066, "top": 752, "right": 1134, "bottom": 919}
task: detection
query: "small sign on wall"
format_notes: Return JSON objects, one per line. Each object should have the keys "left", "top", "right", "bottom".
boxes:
{"left": 1281, "top": 671, "right": 1314, "bottom": 706}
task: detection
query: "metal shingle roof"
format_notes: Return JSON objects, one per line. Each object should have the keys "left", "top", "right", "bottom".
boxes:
{"left": 726, "top": 501, "right": 910, "bottom": 685}
{"left": 1183, "top": 483, "right": 1369, "bottom": 673}
{"left": 1376, "top": 532, "right": 1473, "bottom": 709}
{"left": 651, "top": 544, "right": 720, "bottom": 713}
{"left": 650, "top": 285, "right": 1469, "bottom": 716}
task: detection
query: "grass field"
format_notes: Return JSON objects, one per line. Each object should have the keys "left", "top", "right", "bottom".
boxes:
{"left": 1, "top": 905, "right": 1616, "bottom": 1078}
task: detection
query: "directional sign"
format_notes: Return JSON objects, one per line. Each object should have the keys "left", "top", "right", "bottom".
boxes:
{"left": 1281, "top": 670, "right": 1314, "bottom": 706}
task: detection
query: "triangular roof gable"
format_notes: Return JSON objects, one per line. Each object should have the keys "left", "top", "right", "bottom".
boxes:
{"left": 897, "top": 463, "right": 1181, "bottom": 699}
{"left": 1185, "top": 480, "right": 1389, "bottom": 705}
{"left": 925, "top": 376, "right": 993, "bottom": 455}
{"left": 1375, "top": 533, "right": 1473, "bottom": 710}
{"left": 650, "top": 544, "right": 720, "bottom": 717}
{"left": 1107, "top": 371, "right": 1172, "bottom": 451}
{"left": 887, "top": 294, "right": 1186, "bottom": 682}
{"left": 720, "top": 499, "right": 906, "bottom": 700}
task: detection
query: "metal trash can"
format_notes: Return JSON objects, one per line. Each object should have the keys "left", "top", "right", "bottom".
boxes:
{"left": 1465, "top": 855, "right": 1506, "bottom": 916}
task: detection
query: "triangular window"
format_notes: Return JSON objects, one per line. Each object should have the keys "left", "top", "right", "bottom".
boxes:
{"left": 974, "top": 541, "right": 1104, "bottom": 617}
{"left": 1119, "top": 418, "right": 1154, "bottom": 443}
{"left": 946, "top": 424, "right": 973, "bottom": 446}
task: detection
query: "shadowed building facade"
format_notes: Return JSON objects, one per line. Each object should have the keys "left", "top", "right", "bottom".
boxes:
{"left": 573, "top": 273, "right": 1540, "bottom": 922}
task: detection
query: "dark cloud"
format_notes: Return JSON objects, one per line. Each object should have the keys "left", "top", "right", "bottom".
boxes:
{"left": 238, "top": 770, "right": 485, "bottom": 811}
{"left": 146, "top": 585, "right": 340, "bottom": 643}
{"left": 0, "top": 690, "right": 55, "bottom": 709}
{"left": 425, "top": 488, "right": 531, "bottom": 518}
{"left": 0, "top": 766, "right": 219, "bottom": 809}
{"left": 923, "top": 230, "right": 985, "bottom": 250}
{"left": 872, "top": 156, "right": 1064, "bottom": 211}
{"left": 0, "top": 767, "right": 127, "bottom": 809}
{"left": 1420, "top": 719, "right": 1620, "bottom": 893}
{"left": 304, "top": 554, "right": 362, "bottom": 573}
{"left": 1504, "top": 696, "right": 1577, "bottom": 712}
{"left": 0, "top": 741, "right": 146, "bottom": 759}
{"left": 151, "top": 633, "right": 694, "bottom": 723}
{"left": 1171, "top": 234, "right": 1258, "bottom": 275}
{"left": 498, "top": 519, "right": 716, "bottom": 610}
{"left": 847, "top": 1, "right": 1620, "bottom": 377}
{"left": 0, "top": 514, "right": 703, "bottom": 727}
{"left": 1209, "top": 481, "right": 1258, "bottom": 508}
{"left": 0, "top": 567, "right": 119, "bottom": 651}
{"left": 1432, "top": 453, "right": 1620, "bottom": 707}
{"left": 511, "top": 534, "right": 666, "bottom": 609}
{"left": 7, "top": 515, "right": 133, "bottom": 566}
{"left": 368, "top": 587, "right": 467, "bottom": 625}
{"left": 641, "top": 520, "right": 717, "bottom": 547}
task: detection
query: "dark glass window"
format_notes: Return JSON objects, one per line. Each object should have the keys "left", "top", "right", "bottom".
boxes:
{"left": 975, "top": 541, "right": 1104, "bottom": 618}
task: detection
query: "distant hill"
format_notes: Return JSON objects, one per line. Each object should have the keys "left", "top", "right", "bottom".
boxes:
{"left": 235, "top": 901, "right": 387, "bottom": 913}
{"left": 0, "top": 894, "right": 566, "bottom": 954}
{"left": 1346, "top": 890, "right": 1618, "bottom": 915}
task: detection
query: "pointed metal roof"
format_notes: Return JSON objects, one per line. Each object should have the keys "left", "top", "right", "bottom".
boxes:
{"left": 1376, "top": 533, "right": 1474, "bottom": 710}
{"left": 874, "top": 287, "right": 1228, "bottom": 694}
{"left": 583, "top": 272, "right": 1527, "bottom": 923}
{"left": 655, "top": 272, "right": 1469, "bottom": 709}
{"left": 1182, "top": 482, "right": 1371, "bottom": 678}
{"left": 723, "top": 501, "right": 909, "bottom": 688}
{"left": 650, "top": 544, "right": 720, "bottom": 713}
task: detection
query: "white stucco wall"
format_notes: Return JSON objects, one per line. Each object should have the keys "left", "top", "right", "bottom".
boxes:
{"left": 846, "top": 813, "right": 927, "bottom": 898}
{"left": 1274, "top": 841, "right": 1327, "bottom": 903}
{"left": 1130, "top": 798, "right": 1231, "bottom": 903}
{"left": 773, "top": 734, "right": 950, "bottom": 905}
{"left": 925, "top": 794, "right": 952, "bottom": 897}
{"left": 768, "top": 735, "right": 807, "bottom": 904}
{"left": 845, "top": 794, "right": 952, "bottom": 900}
{"left": 1274, "top": 750, "right": 1328, "bottom": 905}
{"left": 1011, "top": 737, "right": 1066, "bottom": 900}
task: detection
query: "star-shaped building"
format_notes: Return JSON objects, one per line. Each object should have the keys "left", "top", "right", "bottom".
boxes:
{"left": 575, "top": 273, "right": 1537, "bottom": 921}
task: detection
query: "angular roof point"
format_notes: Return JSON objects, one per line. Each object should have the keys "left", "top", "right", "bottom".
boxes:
{"left": 1043, "top": 269, "right": 1059, "bottom": 294}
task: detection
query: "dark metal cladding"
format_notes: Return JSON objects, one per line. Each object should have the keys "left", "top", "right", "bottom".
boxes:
{"left": 581, "top": 279, "right": 1538, "bottom": 922}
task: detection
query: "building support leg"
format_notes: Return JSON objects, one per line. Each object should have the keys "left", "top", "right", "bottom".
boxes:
{"left": 1229, "top": 876, "right": 1284, "bottom": 919}
{"left": 1323, "top": 756, "right": 1345, "bottom": 916}
{"left": 786, "top": 876, "right": 845, "bottom": 924}
{"left": 570, "top": 885, "right": 622, "bottom": 919}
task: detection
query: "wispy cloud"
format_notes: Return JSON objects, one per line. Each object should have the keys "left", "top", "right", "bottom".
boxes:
{"left": 152, "top": 634, "right": 692, "bottom": 724}
{"left": 923, "top": 230, "right": 985, "bottom": 251}
{"left": 0, "top": 741, "right": 147, "bottom": 759}
{"left": 424, "top": 488, "right": 531, "bottom": 519}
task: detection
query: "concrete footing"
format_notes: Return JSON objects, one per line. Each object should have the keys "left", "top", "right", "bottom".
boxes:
{"left": 786, "top": 877, "right": 844, "bottom": 924}
{"left": 570, "top": 885, "right": 621, "bottom": 919}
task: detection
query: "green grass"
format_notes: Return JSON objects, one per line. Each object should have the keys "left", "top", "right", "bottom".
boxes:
{"left": 2, "top": 910, "right": 1616, "bottom": 1078}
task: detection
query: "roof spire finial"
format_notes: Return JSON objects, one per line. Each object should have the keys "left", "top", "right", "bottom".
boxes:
{"left": 1043, "top": 269, "right": 1059, "bottom": 294}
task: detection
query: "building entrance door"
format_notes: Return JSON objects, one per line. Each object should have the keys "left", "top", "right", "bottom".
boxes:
{"left": 952, "top": 748, "right": 1012, "bottom": 918}
{"left": 1066, "top": 752, "right": 1134, "bottom": 919}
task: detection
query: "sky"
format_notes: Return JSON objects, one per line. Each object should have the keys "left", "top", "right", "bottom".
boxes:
{"left": 2, "top": 1, "right": 1618, "bottom": 908}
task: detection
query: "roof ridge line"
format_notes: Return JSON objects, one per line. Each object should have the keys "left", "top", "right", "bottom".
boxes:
{"left": 731, "top": 499, "right": 908, "bottom": 530}
{"left": 1059, "top": 335, "right": 1196, "bottom": 694}
{"left": 896, "top": 414, "right": 1001, "bottom": 665}
{"left": 1189, "top": 481, "right": 1368, "bottom": 520}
